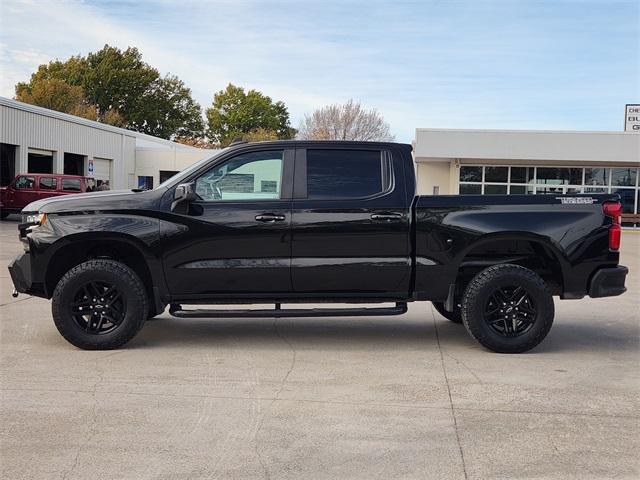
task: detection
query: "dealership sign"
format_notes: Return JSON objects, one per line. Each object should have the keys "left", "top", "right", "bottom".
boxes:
{"left": 625, "top": 104, "right": 640, "bottom": 132}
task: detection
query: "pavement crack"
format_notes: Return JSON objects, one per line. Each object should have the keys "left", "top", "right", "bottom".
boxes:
{"left": 0, "top": 295, "right": 34, "bottom": 307}
{"left": 432, "top": 311, "right": 469, "bottom": 480}
{"left": 59, "top": 352, "right": 117, "bottom": 480}
{"left": 253, "top": 318, "right": 297, "bottom": 480}
{"left": 443, "top": 351, "right": 483, "bottom": 385}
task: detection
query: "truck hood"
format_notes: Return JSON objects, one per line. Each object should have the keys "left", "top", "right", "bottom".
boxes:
{"left": 23, "top": 189, "right": 159, "bottom": 214}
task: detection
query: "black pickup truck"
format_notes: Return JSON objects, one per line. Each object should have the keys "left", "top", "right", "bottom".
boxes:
{"left": 9, "top": 141, "right": 628, "bottom": 353}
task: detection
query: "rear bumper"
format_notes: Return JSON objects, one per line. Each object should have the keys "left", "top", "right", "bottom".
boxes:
{"left": 588, "top": 266, "right": 628, "bottom": 298}
{"left": 8, "top": 253, "right": 45, "bottom": 297}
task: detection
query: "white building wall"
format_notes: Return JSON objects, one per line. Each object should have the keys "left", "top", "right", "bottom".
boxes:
{"left": 0, "top": 99, "right": 136, "bottom": 189}
{"left": 415, "top": 128, "right": 640, "bottom": 163}
{"left": 134, "top": 148, "right": 214, "bottom": 188}
{"left": 416, "top": 161, "right": 455, "bottom": 195}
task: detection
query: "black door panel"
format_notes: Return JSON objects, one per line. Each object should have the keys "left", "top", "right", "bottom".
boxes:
{"left": 162, "top": 149, "right": 294, "bottom": 296}
{"left": 162, "top": 202, "right": 292, "bottom": 295}
{"left": 290, "top": 147, "right": 411, "bottom": 295}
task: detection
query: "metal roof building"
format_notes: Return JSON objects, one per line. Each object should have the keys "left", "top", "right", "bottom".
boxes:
{"left": 0, "top": 97, "right": 212, "bottom": 190}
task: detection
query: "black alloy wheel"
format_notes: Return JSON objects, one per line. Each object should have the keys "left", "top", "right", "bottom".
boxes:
{"left": 483, "top": 286, "right": 536, "bottom": 337}
{"left": 52, "top": 259, "right": 148, "bottom": 350}
{"left": 461, "top": 264, "right": 554, "bottom": 353}
{"left": 70, "top": 281, "right": 126, "bottom": 334}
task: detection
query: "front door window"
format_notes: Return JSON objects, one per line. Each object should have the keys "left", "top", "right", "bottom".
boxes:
{"left": 195, "top": 151, "right": 284, "bottom": 202}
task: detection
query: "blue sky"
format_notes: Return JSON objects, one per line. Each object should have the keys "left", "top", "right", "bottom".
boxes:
{"left": 1, "top": 0, "right": 638, "bottom": 142}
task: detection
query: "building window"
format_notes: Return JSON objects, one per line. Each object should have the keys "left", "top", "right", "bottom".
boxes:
{"left": 459, "top": 183, "right": 482, "bottom": 195}
{"left": 159, "top": 170, "right": 180, "bottom": 184}
{"left": 138, "top": 176, "right": 154, "bottom": 190}
{"left": 458, "top": 165, "right": 640, "bottom": 223}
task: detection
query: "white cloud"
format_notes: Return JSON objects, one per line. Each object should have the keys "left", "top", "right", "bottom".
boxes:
{"left": 0, "top": 0, "right": 637, "bottom": 141}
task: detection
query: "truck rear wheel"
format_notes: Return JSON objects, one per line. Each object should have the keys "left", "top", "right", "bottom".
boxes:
{"left": 461, "top": 264, "right": 554, "bottom": 353}
{"left": 52, "top": 259, "right": 148, "bottom": 350}
{"left": 432, "top": 301, "right": 462, "bottom": 323}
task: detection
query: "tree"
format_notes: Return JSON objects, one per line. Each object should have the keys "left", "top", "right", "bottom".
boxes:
{"left": 15, "top": 45, "right": 204, "bottom": 140}
{"left": 297, "top": 99, "right": 394, "bottom": 142}
{"left": 241, "top": 127, "right": 280, "bottom": 142}
{"left": 174, "top": 136, "right": 216, "bottom": 149}
{"left": 206, "top": 84, "right": 295, "bottom": 146}
{"left": 16, "top": 78, "right": 96, "bottom": 120}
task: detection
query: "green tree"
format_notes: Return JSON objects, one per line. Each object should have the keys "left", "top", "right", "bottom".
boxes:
{"left": 206, "top": 84, "right": 295, "bottom": 146}
{"left": 16, "top": 78, "right": 96, "bottom": 120}
{"left": 15, "top": 45, "right": 204, "bottom": 140}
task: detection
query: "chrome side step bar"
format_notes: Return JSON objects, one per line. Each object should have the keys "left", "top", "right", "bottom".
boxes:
{"left": 169, "top": 302, "right": 408, "bottom": 319}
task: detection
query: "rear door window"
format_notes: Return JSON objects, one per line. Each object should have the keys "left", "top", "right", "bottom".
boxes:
{"left": 14, "top": 176, "right": 35, "bottom": 189}
{"left": 39, "top": 177, "right": 57, "bottom": 190}
{"left": 61, "top": 178, "right": 82, "bottom": 191}
{"left": 305, "top": 149, "right": 391, "bottom": 199}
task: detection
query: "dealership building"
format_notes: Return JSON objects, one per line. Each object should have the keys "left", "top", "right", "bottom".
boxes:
{"left": 414, "top": 128, "right": 640, "bottom": 224}
{"left": 2, "top": 96, "right": 639, "bottom": 223}
{"left": 0, "top": 97, "right": 213, "bottom": 191}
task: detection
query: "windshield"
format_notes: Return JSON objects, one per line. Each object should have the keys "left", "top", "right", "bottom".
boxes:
{"left": 156, "top": 148, "right": 229, "bottom": 190}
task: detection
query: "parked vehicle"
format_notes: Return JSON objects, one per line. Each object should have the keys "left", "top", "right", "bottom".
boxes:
{"left": 8, "top": 141, "right": 628, "bottom": 352}
{"left": 1, "top": 174, "right": 93, "bottom": 219}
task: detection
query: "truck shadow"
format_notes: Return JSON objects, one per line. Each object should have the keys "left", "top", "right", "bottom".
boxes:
{"left": 134, "top": 315, "right": 639, "bottom": 353}
{"left": 135, "top": 316, "right": 434, "bottom": 349}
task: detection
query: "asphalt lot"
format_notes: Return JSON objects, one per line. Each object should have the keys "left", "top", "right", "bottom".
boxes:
{"left": 0, "top": 216, "right": 638, "bottom": 479}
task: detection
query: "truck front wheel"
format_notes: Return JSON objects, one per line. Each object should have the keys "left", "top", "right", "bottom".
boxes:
{"left": 52, "top": 259, "right": 148, "bottom": 350}
{"left": 461, "top": 264, "right": 554, "bottom": 353}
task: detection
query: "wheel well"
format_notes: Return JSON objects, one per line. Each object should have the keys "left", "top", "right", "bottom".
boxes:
{"left": 454, "top": 239, "right": 564, "bottom": 297}
{"left": 45, "top": 239, "right": 157, "bottom": 314}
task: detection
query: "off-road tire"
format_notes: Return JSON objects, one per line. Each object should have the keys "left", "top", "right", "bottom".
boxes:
{"left": 432, "top": 301, "right": 463, "bottom": 323}
{"left": 52, "top": 260, "right": 148, "bottom": 350}
{"left": 461, "top": 264, "right": 554, "bottom": 353}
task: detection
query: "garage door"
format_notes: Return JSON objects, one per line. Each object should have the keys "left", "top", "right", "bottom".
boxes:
{"left": 92, "top": 158, "right": 112, "bottom": 186}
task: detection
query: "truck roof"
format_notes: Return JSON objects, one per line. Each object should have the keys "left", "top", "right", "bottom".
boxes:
{"left": 225, "top": 139, "right": 413, "bottom": 151}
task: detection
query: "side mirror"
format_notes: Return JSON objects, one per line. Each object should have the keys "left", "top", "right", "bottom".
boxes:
{"left": 171, "top": 182, "right": 197, "bottom": 214}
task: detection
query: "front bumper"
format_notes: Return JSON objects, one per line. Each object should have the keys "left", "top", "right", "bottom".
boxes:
{"left": 588, "top": 265, "right": 628, "bottom": 298}
{"left": 8, "top": 253, "right": 44, "bottom": 297}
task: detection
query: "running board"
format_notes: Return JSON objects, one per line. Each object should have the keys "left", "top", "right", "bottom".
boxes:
{"left": 169, "top": 302, "right": 408, "bottom": 319}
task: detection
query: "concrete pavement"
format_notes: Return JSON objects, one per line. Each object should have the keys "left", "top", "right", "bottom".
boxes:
{"left": 0, "top": 217, "right": 638, "bottom": 479}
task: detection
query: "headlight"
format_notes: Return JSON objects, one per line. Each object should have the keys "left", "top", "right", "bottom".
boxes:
{"left": 22, "top": 212, "right": 47, "bottom": 229}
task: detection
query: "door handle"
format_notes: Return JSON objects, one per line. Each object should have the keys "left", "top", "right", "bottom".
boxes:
{"left": 255, "top": 213, "right": 286, "bottom": 222}
{"left": 370, "top": 213, "right": 404, "bottom": 221}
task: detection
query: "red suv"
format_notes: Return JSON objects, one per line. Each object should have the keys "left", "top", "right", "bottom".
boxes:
{"left": 1, "top": 174, "right": 93, "bottom": 219}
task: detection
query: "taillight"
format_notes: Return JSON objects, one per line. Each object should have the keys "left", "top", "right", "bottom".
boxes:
{"left": 609, "top": 224, "right": 621, "bottom": 251}
{"left": 603, "top": 201, "right": 622, "bottom": 251}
